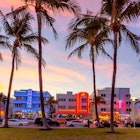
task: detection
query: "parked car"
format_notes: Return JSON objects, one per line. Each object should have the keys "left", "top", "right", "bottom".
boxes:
{"left": 35, "top": 118, "right": 60, "bottom": 126}
{"left": 126, "top": 122, "right": 140, "bottom": 127}
{"left": 2, "top": 119, "right": 29, "bottom": 126}
{"left": 55, "top": 118, "right": 67, "bottom": 124}
{"left": 101, "top": 121, "right": 118, "bottom": 128}
{"left": 21, "top": 118, "right": 35, "bottom": 124}
{"left": 66, "top": 120, "right": 87, "bottom": 127}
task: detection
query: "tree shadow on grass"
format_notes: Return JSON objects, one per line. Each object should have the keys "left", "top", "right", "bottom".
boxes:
{"left": 39, "top": 128, "right": 54, "bottom": 131}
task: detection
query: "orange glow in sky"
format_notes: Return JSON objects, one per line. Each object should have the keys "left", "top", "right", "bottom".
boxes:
{"left": 0, "top": 0, "right": 140, "bottom": 99}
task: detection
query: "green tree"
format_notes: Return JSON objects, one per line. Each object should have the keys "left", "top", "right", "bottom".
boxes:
{"left": 101, "top": 0, "right": 140, "bottom": 132}
{"left": 66, "top": 13, "right": 112, "bottom": 127}
{"left": 0, "top": 92, "right": 7, "bottom": 119}
{"left": 22, "top": 0, "right": 81, "bottom": 129}
{"left": 45, "top": 96, "right": 58, "bottom": 118}
{"left": 0, "top": 6, "right": 46, "bottom": 128}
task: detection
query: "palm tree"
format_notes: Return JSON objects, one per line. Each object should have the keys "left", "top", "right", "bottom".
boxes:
{"left": 0, "top": 30, "right": 11, "bottom": 61}
{"left": 90, "top": 95, "right": 106, "bottom": 122}
{"left": 45, "top": 96, "right": 58, "bottom": 118}
{"left": 0, "top": 6, "right": 47, "bottom": 128}
{"left": 90, "top": 96, "right": 106, "bottom": 106}
{"left": 22, "top": 0, "right": 81, "bottom": 129}
{"left": 66, "top": 13, "right": 112, "bottom": 127}
{"left": 101, "top": 0, "right": 140, "bottom": 132}
{"left": 0, "top": 92, "right": 7, "bottom": 119}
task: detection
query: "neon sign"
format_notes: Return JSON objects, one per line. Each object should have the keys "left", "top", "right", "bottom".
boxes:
{"left": 27, "top": 89, "right": 32, "bottom": 109}
{"left": 76, "top": 92, "right": 89, "bottom": 114}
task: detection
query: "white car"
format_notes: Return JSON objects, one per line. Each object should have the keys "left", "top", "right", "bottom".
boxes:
{"left": 2, "top": 119, "right": 29, "bottom": 126}
{"left": 21, "top": 118, "right": 35, "bottom": 124}
{"left": 66, "top": 120, "right": 87, "bottom": 127}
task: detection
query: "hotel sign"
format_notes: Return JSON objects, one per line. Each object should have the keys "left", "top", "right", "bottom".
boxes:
{"left": 27, "top": 89, "right": 32, "bottom": 109}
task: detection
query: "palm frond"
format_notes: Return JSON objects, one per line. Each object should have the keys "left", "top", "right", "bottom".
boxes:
{"left": 40, "top": 7, "right": 58, "bottom": 39}
{"left": 0, "top": 52, "right": 3, "bottom": 61}
{"left": 0, "top": 10, "right": 14, "bottom": 36}
{"left": 68, "top": 42, "right": 88, "bottom": 59}
{"left": 121, "top": 24, "right": 140, "bottom": 54}
{"left": 121, "top": 1, "right": 140, "bottom": 22}
{"left": 23, "top": 44, "right": 46, "bottom": 67}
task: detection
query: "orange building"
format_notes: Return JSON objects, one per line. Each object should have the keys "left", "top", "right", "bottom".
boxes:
{"left": 55, "top": 91, "right": 89, "bottom": 118}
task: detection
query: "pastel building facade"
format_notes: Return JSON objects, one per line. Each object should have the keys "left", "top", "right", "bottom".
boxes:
{"left": 55, "top": 91, "right": 89, "bottom": 118}
{"left": 96, "top": 87, "right": 131, "bottom": 115}
{"left": 13, "top": 89, "right": 51, "bottom": 118}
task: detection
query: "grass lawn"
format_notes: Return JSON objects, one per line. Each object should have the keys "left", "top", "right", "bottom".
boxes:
{"left": 0, "top": 127, "right": 140, "bottom": 140}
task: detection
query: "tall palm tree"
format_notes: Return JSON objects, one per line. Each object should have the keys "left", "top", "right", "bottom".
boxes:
{"left": 0, "top": 30, "right": 11, "bottom": 61}
{"left": 101, "top": 0, "right": 140, "bottom": 132}
{"left": 22, "top": 0, "right": 81, "bottom": 129}
{"left": 66, "top": 13, "right": 112, "bottom": 127}
{"left": 45, "top": 96, "right": 58, "bottom": 118}
{"left": 0, "top": 92, "right": 7, "bottom": 119}
{"left": 0, "top": 6, "right": 46, "bottom": 128}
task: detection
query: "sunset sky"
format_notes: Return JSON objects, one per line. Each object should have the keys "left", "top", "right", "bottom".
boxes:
{"left": 0, "top": 0, "right": 140, "bottom": 99}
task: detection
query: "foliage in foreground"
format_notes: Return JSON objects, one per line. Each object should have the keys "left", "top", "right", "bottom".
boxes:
{"left": 0, "top": 127, "right": 140, "bottom": 140}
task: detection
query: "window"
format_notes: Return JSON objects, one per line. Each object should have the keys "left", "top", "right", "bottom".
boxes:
{"left": 58, "top": 98, "right": 66, "bottom": 102}
{"left": 82, "top": 106, "right": 86, "bottom": 109}
{"left": 126, "top": 94, "right": 131, "bottom": 98}
{"left": 101, "top": 94, "right": 106, "bottom": 97}
{"left": 69, "top": 98, "right": 76, "bottom": 102}
{"left": 16, "top": 97, "right": 23, "bottom": 100}
{"left": 126, "top": 109, "right": 131, "bottom": 112}
{"left": 101, "top": 108, "right": 106, "bottom": 111}
{"left": 126, "top": 101, "right": 131, "bottom": 105}
{"left": 68, "top": 106, "right": 76, "bottom": 109}
{"left": 15, "top": 104, "right": 22, "bottom": 107}
{"left": 82, "top": 98, "right": 87, "bottom": 103}
{"left": 58, "top": 106, "right": 66, "bottom": 109}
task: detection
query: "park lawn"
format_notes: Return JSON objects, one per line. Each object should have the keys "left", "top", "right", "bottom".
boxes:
{"left": 0, "top": 127, "right": 140, "bottom": 140}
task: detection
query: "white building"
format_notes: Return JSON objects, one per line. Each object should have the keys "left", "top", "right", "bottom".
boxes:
{"left": 96, "top": 87, "right": 131, "bottom": 115}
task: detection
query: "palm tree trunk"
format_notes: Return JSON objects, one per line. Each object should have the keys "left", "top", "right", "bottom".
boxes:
{"left": 36, "top": 7, "right": 50, "bottom": 130}
{"left": 4, "top": 53, "right": 15, "bottom": 128}
{"left": 0, "top": 101, "right": 1, "bottom": 119}
{"left": 110, "top": 31, "right": 118, "bottom": 132}
{"left": 91, "top": 51, "right": 100, "bottom": 126}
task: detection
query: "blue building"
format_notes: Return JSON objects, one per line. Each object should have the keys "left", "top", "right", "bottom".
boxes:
{"left": 13, "top": 89, "right": 51, "bottom": 118}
